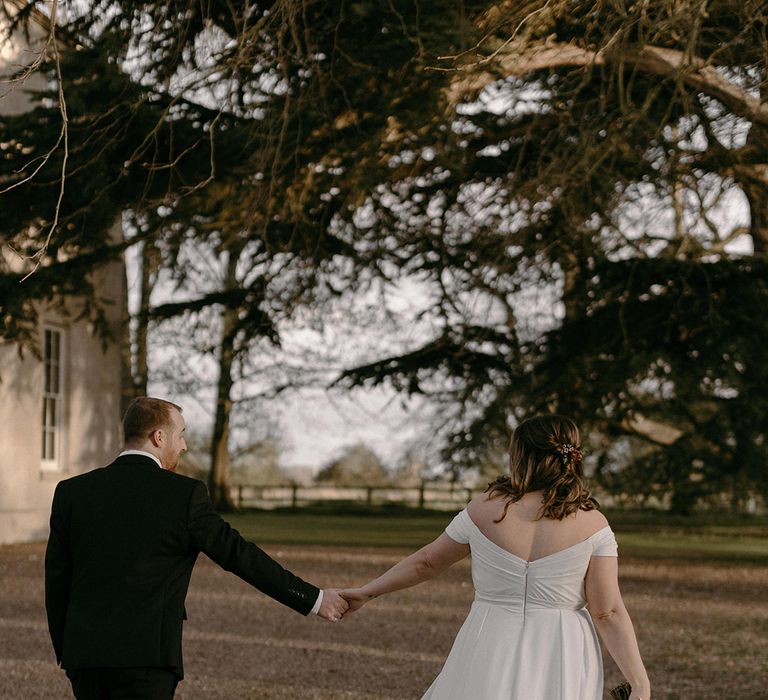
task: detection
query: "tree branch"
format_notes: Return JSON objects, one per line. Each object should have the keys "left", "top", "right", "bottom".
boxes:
{"left": 446, "top": 42, "right": 768, "bottom": 128}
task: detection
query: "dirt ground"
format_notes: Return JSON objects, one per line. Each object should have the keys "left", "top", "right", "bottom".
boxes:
{"left": 1, "top": 543, "right": 766, "bottom": 699}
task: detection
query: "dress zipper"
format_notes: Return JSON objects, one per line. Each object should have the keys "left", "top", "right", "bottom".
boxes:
{"left": 522, "top": 561, "right": 529, "bottom": 623}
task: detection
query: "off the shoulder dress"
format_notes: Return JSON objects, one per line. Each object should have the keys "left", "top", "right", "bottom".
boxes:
{"left": 422, "top": 508, "right": 618, "bottom": 700}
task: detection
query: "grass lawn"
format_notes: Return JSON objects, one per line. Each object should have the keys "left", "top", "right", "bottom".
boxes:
{"left": 227, "top": 510, "right": 450, "bottom": 549}
{"left": 227, "top": 505, "right": 768, "bottom": 564}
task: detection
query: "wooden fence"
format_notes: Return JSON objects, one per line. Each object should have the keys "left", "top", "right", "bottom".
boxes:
{"left": 231, "top": 482, "right": 485, "bottom": 510}
{"left": 229, "top": 483, "right": 768, "bottom": 513}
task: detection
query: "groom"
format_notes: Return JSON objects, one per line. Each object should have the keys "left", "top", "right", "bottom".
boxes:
{"left": 45, "top": 396, "right": 348, "bottom": 699}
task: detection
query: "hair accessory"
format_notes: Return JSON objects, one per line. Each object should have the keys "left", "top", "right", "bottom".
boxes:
{"left": 555, "top": 443, "right": 583, "bottom": 465}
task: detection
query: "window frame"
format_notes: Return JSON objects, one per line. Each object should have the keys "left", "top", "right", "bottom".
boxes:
{"left": 40, "top": 324, "right": 66, "bottom": 472}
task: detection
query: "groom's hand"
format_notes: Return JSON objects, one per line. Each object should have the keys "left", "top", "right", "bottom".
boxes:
{"left": 317, "top": 589, "right": 349, "bottom": 623}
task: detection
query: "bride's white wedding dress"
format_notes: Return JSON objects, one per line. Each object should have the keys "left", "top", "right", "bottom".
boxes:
{"left": 422, "top": 508, "right": 618, "bottom": 700}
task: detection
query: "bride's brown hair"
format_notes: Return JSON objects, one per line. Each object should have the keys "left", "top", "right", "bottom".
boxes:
{"left": 486, "top": 414, "right": 599, "bottom": 521}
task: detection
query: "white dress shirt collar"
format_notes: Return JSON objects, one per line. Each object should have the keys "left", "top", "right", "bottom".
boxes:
{"left": 118, "top": 449, "right": 164, "bottom": 470}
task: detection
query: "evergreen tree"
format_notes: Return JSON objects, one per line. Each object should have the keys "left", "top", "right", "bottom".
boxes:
{"left": 2, "top": 1, "right": 766, "bottom": 511}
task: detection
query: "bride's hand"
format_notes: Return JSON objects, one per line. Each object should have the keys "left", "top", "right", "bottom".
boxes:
{"left": 338, "top": 588, "right": 371, "bottom": 615}
{"left": 629, "top": 691, "right": 650, "bottom": 700}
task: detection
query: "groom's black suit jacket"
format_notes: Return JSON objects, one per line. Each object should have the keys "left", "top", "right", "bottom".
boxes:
{"left": 45, "top": 454, "right": 319, "bottom": 678}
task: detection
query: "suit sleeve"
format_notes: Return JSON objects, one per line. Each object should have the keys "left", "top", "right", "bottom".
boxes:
{"left": 187, "top": 481, "right": 320, "bottom": 615}
{"left": 45, "top": 482, "right": 72, "bottom": 665}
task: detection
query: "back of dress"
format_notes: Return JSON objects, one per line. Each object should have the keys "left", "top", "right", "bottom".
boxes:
{"left": 421, "top": 508, "right": 618, "bottom": 700}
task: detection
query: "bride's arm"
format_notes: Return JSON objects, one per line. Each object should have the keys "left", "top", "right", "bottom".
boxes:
{"left": 585, "top": 556, "right": 651, "bottom": 700}
{"left": 341, "top": 533, "right": 469, "bottom": 612}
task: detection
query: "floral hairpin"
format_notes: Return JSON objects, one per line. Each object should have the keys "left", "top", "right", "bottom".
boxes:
{"left": 555, "top": 443, "right": 583, "bottom": 465}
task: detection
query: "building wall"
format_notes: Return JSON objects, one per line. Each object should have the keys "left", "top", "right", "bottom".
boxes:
{"left": 0, "top": 1, "right": 47, "bottom": 116}
{"left": 0, "top": 254, "right": 126, "bottom": 544}
{"left": 0, "top": 8, "right": 126, "bottom": 543}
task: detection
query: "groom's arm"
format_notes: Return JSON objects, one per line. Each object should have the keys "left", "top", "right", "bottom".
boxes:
{"left": 186, "top": 481, "right": 321, "bottom": 615}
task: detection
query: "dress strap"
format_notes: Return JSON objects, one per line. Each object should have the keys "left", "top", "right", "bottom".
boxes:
{"left": 445, "top": 508, "right": 472, "bottom": 544}
{"left": 591, "top": 527, "right": 618, "bottom": 557}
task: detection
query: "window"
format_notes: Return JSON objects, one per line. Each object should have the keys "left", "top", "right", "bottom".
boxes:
{"left": 41, "top": 327, "right": 64, "bottom": 469}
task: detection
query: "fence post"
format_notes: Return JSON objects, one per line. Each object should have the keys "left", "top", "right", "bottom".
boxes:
{"left": 237, "top": 485, "right": 243, "bottom": 509}
{"left": 366, "top": 487, "right": 374, "bottom": 507}
{"left": 418, "top": 482, "right": 425, "bottom": 509}
{"left": 291, "top": 484, "right": 298, "bottom": 509}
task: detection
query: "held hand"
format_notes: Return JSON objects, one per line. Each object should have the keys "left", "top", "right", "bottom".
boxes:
{"left": 338, "top": 588, "right": 371, "bottom": 615}
{"left": 317, "top": 589, "right": 349, "bottom": 623}
{"left": 629, "top": 692, "right": 650, "bottom": 700}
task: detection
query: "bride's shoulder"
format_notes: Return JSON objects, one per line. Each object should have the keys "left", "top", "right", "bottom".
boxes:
{"left": 466, "top": 492, "right": 500, "bottom": 518}
{"left": 577, "top": 508, "right": 610, "bottom": 531}
{"left": 470, "top": 490, "right": 507, "bottom": 507}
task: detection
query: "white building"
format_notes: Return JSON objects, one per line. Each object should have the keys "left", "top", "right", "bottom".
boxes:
{"left": 0, "top": 4, "right": 126, "bottom": 543}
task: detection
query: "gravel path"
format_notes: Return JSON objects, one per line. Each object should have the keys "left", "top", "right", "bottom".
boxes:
{"left": 1, "top": 542, "right": 766, "bottom": 699}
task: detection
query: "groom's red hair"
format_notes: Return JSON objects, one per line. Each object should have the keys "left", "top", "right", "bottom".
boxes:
{"left": 123, "top": 396, "right": 183, "bottom": 444}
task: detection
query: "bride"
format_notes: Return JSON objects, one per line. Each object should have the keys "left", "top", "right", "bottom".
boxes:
{"left": 340, "top": 415, "right": 651, "bottom": 700}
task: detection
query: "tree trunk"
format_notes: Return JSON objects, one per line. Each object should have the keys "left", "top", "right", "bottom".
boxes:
{"left": 208, "top": 328, "right": 236, "bottom": 510}
{"left": 562, "top": 250, "right": 581, "bottom": 324}
{"left": 208, "top": 248, "right": 242, "bottom": 512}
{"left": 742, "top": 181, "right": 768, "bottom": 253}
{"left": 134, "top": 239, "right": 157, "bottom": 396}
{"left": 735, "top": 81, "right": 768, "bottom": 253}
{"left": 120, "top": 250, "right": 136, "bottom": 415}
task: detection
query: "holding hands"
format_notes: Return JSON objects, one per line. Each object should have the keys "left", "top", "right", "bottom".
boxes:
{"left": 338, "top": 588, "right": 371, "bottom": 615}
{"left": 317, "top": 589, "right": 350, "bottom": 622}
{"left": 318, "top": 588, "right": 370, "bottom": 622}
